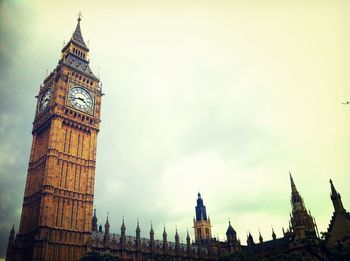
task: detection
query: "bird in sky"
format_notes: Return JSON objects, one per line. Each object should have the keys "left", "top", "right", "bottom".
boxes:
{"left": 342, "top": 101, "right": 350, "bottom": 105}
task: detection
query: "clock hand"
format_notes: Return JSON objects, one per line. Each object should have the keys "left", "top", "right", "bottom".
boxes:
{"left": 76, "top": 97, "right": 87, "bottom": 104}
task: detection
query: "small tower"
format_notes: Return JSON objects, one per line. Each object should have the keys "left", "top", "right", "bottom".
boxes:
{"left": 135, "top": 220, "right": 141, "bottom": 251}
{"left": 326, "top": 178, "right": 350, "bottom": 246}
{"left": 175, "top": 228, "right": 180, "bottom": 254}
{"left": 289, "top": 173, "right": 317, "bottom": 240}
{"left": 99, "top": 224, "right": 103, "bottom": 233}
{"left": 330, "top": 179, "right": 345, "bottom": 213}
{"left": 163, "top": 226, "right": 168, "bottom": 254}
{"left": 120, "top": 218, "right": 126, "bottom": 249}
{"left": 193, "top": 193, "right": 212, "bottom": 242}
{"left": 226, "top": 221, "right": 238, "bottom": 253}
{"left": 272, "top": 227, "right": 276, "bottom": 240}
{"left": 104, "top": 216, "right": 110, "bottom": 249}
{"left": 150, "top": 223, "right": 155, "bottom": 243}
{"left": 92, "top": 209, "right": 98, "bottom": 231}
{"left": 259, "top": 230, "right": 263, "bottom": 243}
{"left": 149, "top": 223, "right": 155, "bottom": 252}
{"left": 186, "top": 230, "right": 192, "bottom": 253}
{"left": 226, "top": 221, "right": 237, "bottom": 243}
{"left": 247, "top": 232, "right": 255, "bottom": 246}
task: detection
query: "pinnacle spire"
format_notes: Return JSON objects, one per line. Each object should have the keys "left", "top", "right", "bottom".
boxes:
{"left": 136, "top": 219, "right": 141, "bottom": 233}
{"left": 329, "top": 179, "right": 345, "bottom": 212}
{"left": 150, "top": 222, "right": 154, "bottom": 235}
{"left": 272, "top": 227, "right": 276, "bottom": 240}
{"left": 195, "top": 192, "right": 207, "bottom": 221}
{"left": 104, "top": 215, "right": 110, "bottom": 232}
{"left": 71, "top": 13, "right": 88, "bottom": 49}
{"left": 330, "top": 179, "right": 337, "bottom": 196}
{"left": 289, "top": 172, "right": 298, "bottom": 194}
{"left": 259, "top": 229, "right": 263, "bottom": 243}
{"left": 186, "top": 229, "right": 190, "bottom": 240}
{"left": 92, "top": 209, "right": 98, "bottom": 231}
{"left": 175, "top": 228, "right": 179, "bottom": 238}
{"left": 163, "top": 226, "right": 167, "bottom": 237}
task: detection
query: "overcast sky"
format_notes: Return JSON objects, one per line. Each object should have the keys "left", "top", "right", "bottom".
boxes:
{"left": 1, "top": 0, "right": 350, "bottom": 258}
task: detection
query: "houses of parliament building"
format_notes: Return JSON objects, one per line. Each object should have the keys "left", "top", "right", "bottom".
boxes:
{"left": 5, "top": 17, "right": 350, "bottom": 261}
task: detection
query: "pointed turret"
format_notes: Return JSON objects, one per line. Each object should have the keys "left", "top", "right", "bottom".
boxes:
{"left": 290, "top": 172, "right": 303, "bottom": 210}
{"left": 149, "top": 223, "right": 155, "bottom": 251}
{"left": 195, "top": 192, "right": 207, "bottom": 221}
{"left": 104, "top": 216, "right": 110, "bottom": 249}
{"left": 226, "top": 221, "right": 237, "bottom": 243}
{"left": 136, "top": 220, "right": 141, "bottom": 238}
{"left": 247, "top": 232, "right": 254, "bottom": 246}
{"left": 194, "top": 193, "right": 212, "bottom": 242}
{"left": 121, "top": 218, "right": 126, "bottom": 236}
{"left": 120, "top": 218, "right": 126, "bottom": 249}
{"left": 71, "top": 14, "right": 88, "bottom": 50}
{"left": 92, "top": 209, "right": 98, "bottom": 231}
{"left": 175, "top": 228, "right": 180, "bottom": 253}
{"left": 104, "top": 216, "right": 110, "bottom": 234}
{"left": 330, "top": 179, "right": 345, "bottom": 213}
{"left": 259, "top": 230, "right": 263, "bottom": 243}
{"left": 288, "top": 173, "right": 317, "bottom": 240}
{"left": 60, "top": 16, "right": 98, "bottom": 80}
{"left": 99, "top": 223, "right": 103, "bottom": 233}
{"left": 272, "top": 228, "right": 276, "bottom": 240}
{"left": 150, "top": 223, "right": 154, "bottom": 241}
{"left": 163, "top": 226, "right": 168, "bottom": 253}
{"left": 186, "top": 230, "right": 191, "bottom": 253}
{"left": 290, "top": 172, "right": 297, "bottom": 193}
{"left": 326, "top": 179, "right": 350, "bottom": 246}
{"left": 135, "top": 220, "right": 141, "bottom": 250}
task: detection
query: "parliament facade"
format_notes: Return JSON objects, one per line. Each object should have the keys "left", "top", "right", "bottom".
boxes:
{"left": 5, "top": 18, "right": 350, "bottom": 261}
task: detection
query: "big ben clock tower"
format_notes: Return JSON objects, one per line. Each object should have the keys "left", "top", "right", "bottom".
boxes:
{"left": 7, "top": 16, "right": 102, "bottom": 261}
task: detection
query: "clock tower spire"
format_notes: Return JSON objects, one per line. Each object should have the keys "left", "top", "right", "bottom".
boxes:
{"left": 8, "top": 16, "right": 102, "bottom": 261}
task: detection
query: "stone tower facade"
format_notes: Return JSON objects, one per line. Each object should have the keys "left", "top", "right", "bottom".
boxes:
{"left": 7, "top": 17, "right": 102, "bottom": 261}
{"left": 193, "top": 193, "right": 212, "bottom": 242}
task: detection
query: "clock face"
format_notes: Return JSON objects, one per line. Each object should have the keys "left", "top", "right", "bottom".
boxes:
{"left": 38, "top": 88, "right": 52, "bottom": 112}
{"left": 68, "top": 86, "right": 94, "bottom": 113}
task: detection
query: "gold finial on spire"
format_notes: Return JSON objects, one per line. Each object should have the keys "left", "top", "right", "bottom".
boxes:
{"left": 77, "top": 11, "right": 82, "bottom": 22}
